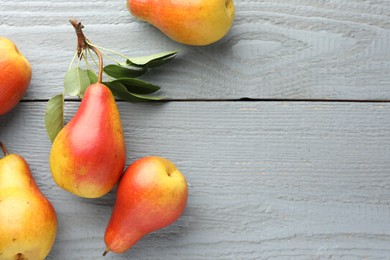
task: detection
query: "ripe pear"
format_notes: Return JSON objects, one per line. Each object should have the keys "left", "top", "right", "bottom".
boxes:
{"left": 103, "top": 156, "right": 188, "bottom": 255}
{"left": 0, "top": 142, "right": 57, "bottom": 260}
{"left": 0, "top": 37, "right": 32, "bottom": 115}
{"left": 127, "top": 0, "right": 235, "bottom": 46}
{"left": 50, "top": 83, "right": 126, "bottom": 198}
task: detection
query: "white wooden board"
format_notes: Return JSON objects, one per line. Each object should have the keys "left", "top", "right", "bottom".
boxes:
{"left": 1, "top": 0, "right": 389, "bottom": 100}
{"left": 1, "top": 0, "right": 390, "bottom": 258}
{"left": 1, "top": 101, "right": 390, "bottom": 259}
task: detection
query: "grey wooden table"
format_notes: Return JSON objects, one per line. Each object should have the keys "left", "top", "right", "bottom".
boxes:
{"left": 1, "top": 1, "right": 390, "bottom": 259}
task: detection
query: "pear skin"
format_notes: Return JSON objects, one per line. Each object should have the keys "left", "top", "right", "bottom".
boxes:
{"left": 50, "top": 83, "right": 126, "bottom": 198}
{"left": 127, "top": 0, "right": 235, "bottom": 45}
{"left": 0, "top": 142, "right": 57, "bottom": 260}
{"left": 0, "top": 37, "right": 32, "bottom": 115}
{"left": 103, "top": 156, "right": 188, "bottom": 255}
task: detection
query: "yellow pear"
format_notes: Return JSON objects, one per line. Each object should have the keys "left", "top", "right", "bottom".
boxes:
{"left": 0, "top": 142, "right": 57, "bottom": 260}
{"left": 127, "top": 0, "right": 235, "bottom": 45}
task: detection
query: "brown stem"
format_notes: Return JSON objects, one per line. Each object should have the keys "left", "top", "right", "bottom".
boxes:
{"left": 69, "top": 18, "right": 103, "bottom": 83}
{"left": 102, "top": 247, "right": 110, "bottom": 256}
{"left": 69, "top": 18, "right": 86, "bottom": 58}
{"left": 0, "top": 142, "right": 9, "bottom": 156}
{"left": 87, "top": 40, "right": 103, "bottom": 83}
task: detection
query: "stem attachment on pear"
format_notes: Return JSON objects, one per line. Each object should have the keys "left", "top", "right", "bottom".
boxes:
{"left": 69, "top": 18, "right": 103, "bottom": 83}
{"left": 0, "top": 142, "right": 9, "bottom": 156}
{"left": 102, "top": 247, "right": 110, "bottom": 256}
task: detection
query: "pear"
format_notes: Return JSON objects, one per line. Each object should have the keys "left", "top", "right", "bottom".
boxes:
{"left": 103, "top": 156, "right": 188, "bottom": 255}
{"left": 50, "top": 83, "right": 126, "bottom": 198}
{"left": 0, "top": 37, "right": 32, "bottom": 115}
{"left": 127, "top": 0, "right": 235, "bottom": 46}
{"left": 0, "top": 142, "right": 57, "bottom": 260}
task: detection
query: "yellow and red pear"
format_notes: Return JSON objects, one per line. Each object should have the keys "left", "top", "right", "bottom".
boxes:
{"left": 0, "top": 142, "right": 57, "bottom": 259}
{"left": 50, "top": 83, "right": 126, "bottom": 198}
{"left": 103, "top": 156, "right": 188, "bottom": 255}
{"left": 0, "top": 37, "right": 32, "bottom": 115}
{"left": 127, "top": 0, "right": 235, "bottom": 46}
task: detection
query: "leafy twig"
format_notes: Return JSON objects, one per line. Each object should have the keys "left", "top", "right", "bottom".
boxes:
{"left": 45, "top": 18, "right": 179, "bottom": 143}
{"left": 70, "top": 19, "right": 103, "bottom": 83}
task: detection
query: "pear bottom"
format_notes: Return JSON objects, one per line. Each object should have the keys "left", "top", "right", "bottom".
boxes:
{"left": 0, "top": 191, "right": 57, "bottom": 260}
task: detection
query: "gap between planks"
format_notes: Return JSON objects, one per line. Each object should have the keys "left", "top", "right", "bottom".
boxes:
{"left": 19, "top": 98, "right": 390, "bottom": 103}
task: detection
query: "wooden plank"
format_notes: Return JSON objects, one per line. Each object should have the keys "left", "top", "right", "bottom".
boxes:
{"left": 1, "top": 0, "right": 389, "bottom": 100}
{"left": 1, "top": 101, "right": 390, "bottom": 259}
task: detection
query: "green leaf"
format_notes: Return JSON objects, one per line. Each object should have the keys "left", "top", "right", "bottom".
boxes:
{"left": 130, "top": 92, "right": 165, "bottom": 101}
{"left": 45, "top": 94, "right": 64, "bottom": 143}
{"left": 104, "top": 64, "right": 147, "bottom": 78}
{"left": 87, "top": 69, "right": 98, "bottom": 84}
{"left": 105, "top": 81, "right": 164, "bottom": 102}
{"left": 64, "top": 67, "right": 90, "bottom": 97}
{"left": 107, "top": 78, "right": 160, "bottom": 94}
{"left": 127, "top": 51, "right": 178, "bottom": 68}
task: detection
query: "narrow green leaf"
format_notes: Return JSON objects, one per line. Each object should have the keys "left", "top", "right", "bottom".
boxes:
{"left": 127, "top": 51, "right": 178, "bottom": 68}
{"left": 87, "top": 69, "right": 98, "bottom": 84}
{"left": 64, "top": 67, "right": 90, "bottom": 97}
{"left": 107, "top": 78, "right": 160, "bottom": 94}
{"left": 130, "top": 92, "right": 165, "bottom": 101}
{"left": 104, "top": 64, "right": 147, "bottom": 78}
{"left": 45, "top": 94, "right": 64, "bottom": 143}
{"left": 105, "top": 81, "right": 164, "bottom": 102}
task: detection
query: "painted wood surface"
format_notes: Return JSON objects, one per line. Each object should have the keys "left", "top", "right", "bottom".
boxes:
{"left": 0, "top": 0, "right": 389, "bottom": 100}
{"left": 1, "top": 0, "right": 390, "bottom": 259}
{"left": 1, "top": 102, "right": 390, "bottom": 259}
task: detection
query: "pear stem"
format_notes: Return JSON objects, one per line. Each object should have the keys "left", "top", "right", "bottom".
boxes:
{"left": 69, "top": 18, "right": 103, "bottom": 83}
{"left": 0, "top": 142, "right": 9, "bottom": 156}
{"left": 87, "top": 41, "right": 103, "bottom": 83}
{"left": 102, "top": 247, "right": 110, "bottom": 256}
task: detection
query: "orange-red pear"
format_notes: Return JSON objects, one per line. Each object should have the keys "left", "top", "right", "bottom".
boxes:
{"left": 0, "top": 37, "right": 31, "bottom": 115}
{"left": 103, "top": 156, "right": 188, "bottom": 255}
{"left": 50, "top": 83, "right": 126, "bottom": 198}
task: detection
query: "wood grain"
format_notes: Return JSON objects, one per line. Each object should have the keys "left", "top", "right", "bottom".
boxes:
{"left": 1, "top": 101, "right": 389, "bottom": 259}
{"left": 1, "top": 0, "right": 390, "bottom": 259}
{"left": 1, "top": 0, "right": 389, "bottom": 100}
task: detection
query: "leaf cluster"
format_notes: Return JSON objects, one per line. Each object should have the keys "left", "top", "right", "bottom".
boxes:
{"left": 45, "top": 50, "right": 178, "bottom": 143}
